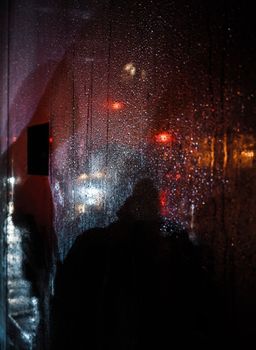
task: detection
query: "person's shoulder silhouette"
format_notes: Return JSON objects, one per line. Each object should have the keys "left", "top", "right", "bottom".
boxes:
{"left": 51, "top": 177, "right": 213, "bottom": 349}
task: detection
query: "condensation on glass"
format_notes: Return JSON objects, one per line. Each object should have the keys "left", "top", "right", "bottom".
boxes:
{"left": 0, "top": 0, "right": 256, "bottom": 348}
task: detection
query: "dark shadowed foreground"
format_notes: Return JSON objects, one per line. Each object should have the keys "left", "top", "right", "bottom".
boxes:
{"left": 51, "top": 179, "right": 222, "bottom": 349}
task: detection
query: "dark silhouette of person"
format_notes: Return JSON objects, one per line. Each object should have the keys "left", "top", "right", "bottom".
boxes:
{"left": 51, "top": 178, "right": 212, "bottom": 349}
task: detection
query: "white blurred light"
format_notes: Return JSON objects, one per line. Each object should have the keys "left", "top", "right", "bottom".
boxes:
{"left": 8, "top": 177, "right": 15, "bottom": 186}
{"left": 6, "top": 201, "right": 40, "bottom": 345}
{"left": 8, "top": 201, "right": 14, "bottom": 215}
{"left": 80, "top": 186, "right": 104, "bottom": 206}
{"left": 92, "top": 172, "right": 105, "bottom": 179}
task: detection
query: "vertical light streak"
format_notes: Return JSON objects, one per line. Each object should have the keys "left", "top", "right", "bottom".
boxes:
{"left": 223, "top": 133, "right": 228, "bottom": 170}
{"left": 210, "top": 136, "right": 215, "bottom": 170}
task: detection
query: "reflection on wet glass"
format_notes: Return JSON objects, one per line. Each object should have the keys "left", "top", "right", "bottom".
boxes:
{"left": 0, "top": 0, "right": 256, "bottom": 348}
{"left": 6, "top": 199, "right": 39, "bottom": 349}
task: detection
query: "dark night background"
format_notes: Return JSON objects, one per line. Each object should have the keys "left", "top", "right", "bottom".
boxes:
{"left": 1, "top": 0, "right": 256, "bottom": 348}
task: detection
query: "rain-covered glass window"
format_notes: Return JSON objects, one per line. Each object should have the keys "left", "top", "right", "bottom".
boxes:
{"left": 0, "top": 0, "right": 256, "bottom": 348}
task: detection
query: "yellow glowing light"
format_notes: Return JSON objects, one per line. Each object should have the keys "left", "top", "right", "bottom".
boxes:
{"left": 78, "top": 173, "right": 88, "bottom": 181}
{"left": 124, "top": 62, "right": 136, "bottom": 76}
{"left": 78, "top": 172, "right": 106, "bottom": 181}
{"left": 76, "top": 204, "right": 86, "bottom": 214}
{"left": 241, "top": 150, "right": 254, "bottom": 158}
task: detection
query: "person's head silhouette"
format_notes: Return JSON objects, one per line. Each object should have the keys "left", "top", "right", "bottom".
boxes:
{"left": 117, "top": 178, "right": 160, "bottom": 222}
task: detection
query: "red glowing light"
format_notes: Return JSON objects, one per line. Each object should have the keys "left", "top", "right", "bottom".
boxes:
{"left": 49, "top": 137, "right": 53, "bottom": 144}
{"left": 155, "top": 132, "right": 173, "bottom": 144}
{"left": 159, "top": 190, "right": 168, "bottom": 216}
{"left": 160, "top": 191, "right": 167, "bottom": 207}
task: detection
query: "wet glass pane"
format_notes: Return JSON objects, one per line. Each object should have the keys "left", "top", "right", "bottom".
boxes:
{"left": 0, "top": 0, "right": 256, "bottom": 348}
{"left": 0, "top": 1, "right": 8, "bottom": 348}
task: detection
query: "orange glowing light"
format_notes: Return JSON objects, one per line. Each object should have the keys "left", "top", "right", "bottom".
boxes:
{"left": 111, "top": 101, "right": 124, "bottom": 111}
{"left": 155, "top": 132, "right": 173, "bottom": 144}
